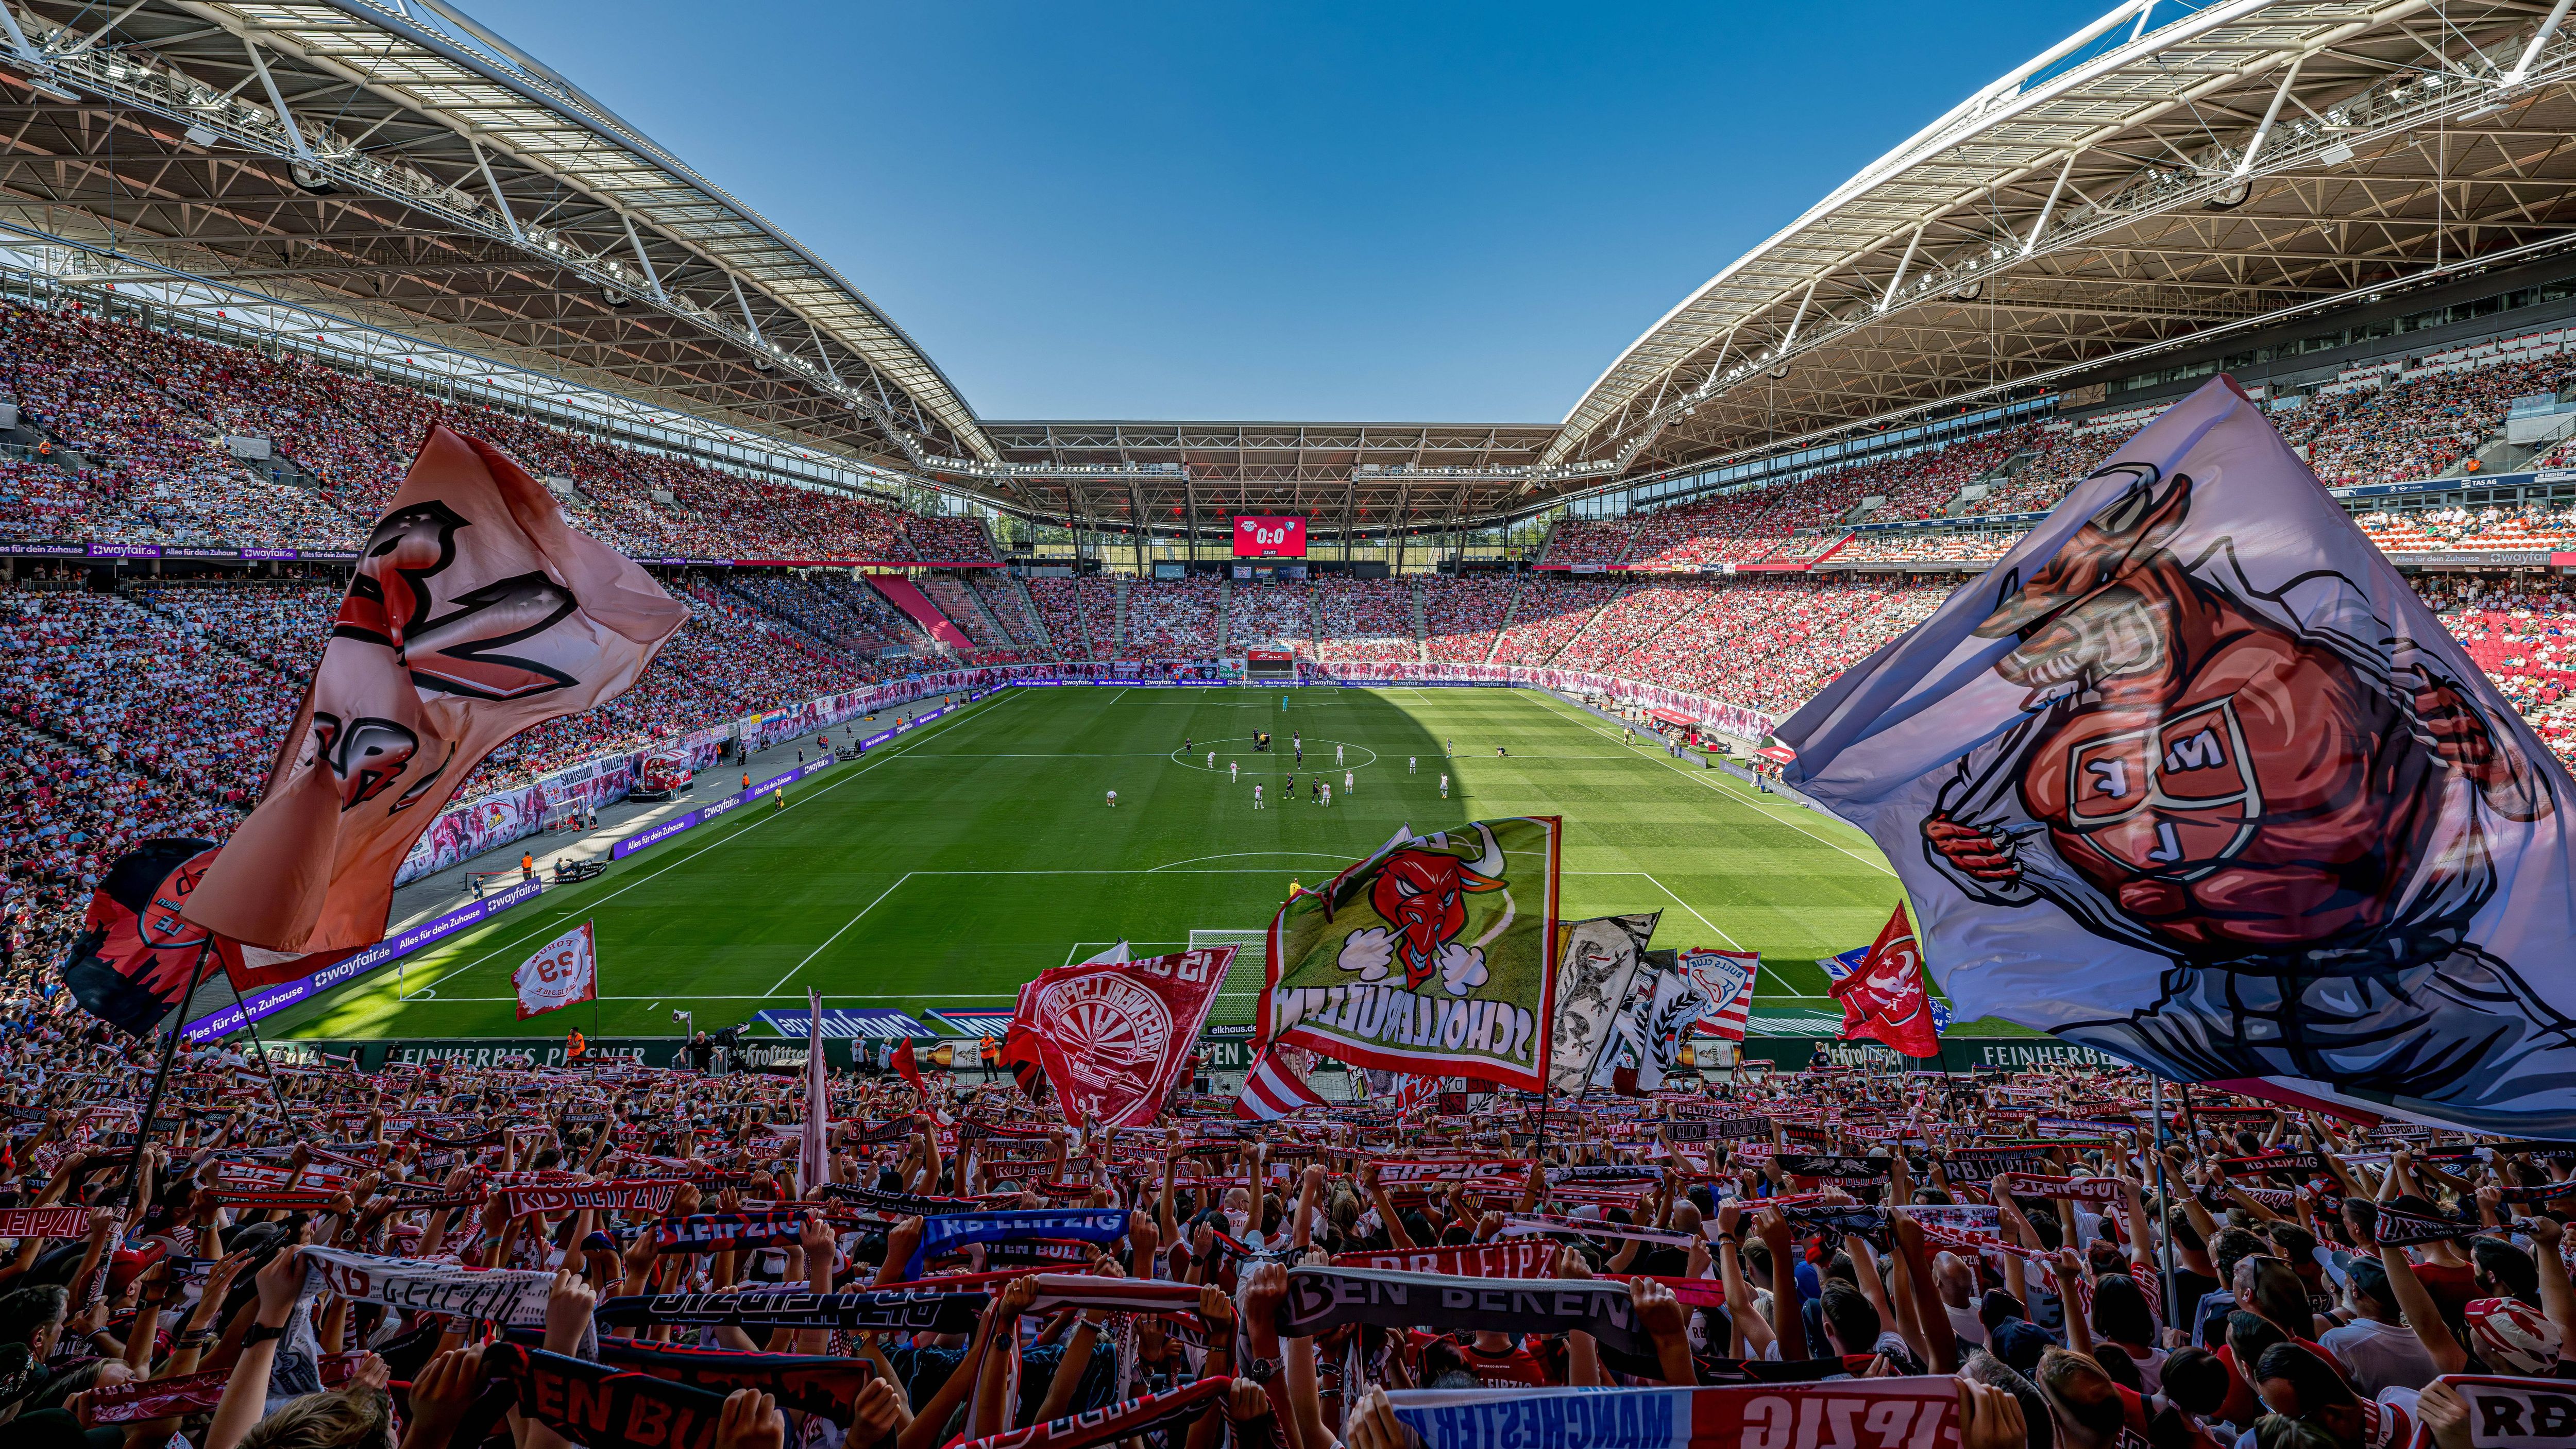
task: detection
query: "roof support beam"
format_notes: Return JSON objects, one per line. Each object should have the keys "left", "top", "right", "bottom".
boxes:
{"left": 241, "top": 36, "right": 312, "bottom": 163}
{"left": 2023, "top": 152, "right": 2080, "bottom": 254}
{"left": 2509, "top": 0, "right": 2576, "bottom": 85}
{"left": 465, "top": 134, "right": 521, "bottom": 242}
{"left": 1879, "top": 226, "right": 1924, "bottom": 311}
{"left": 619, "top": 212, "right": 663, "bottom": 299}
{"left": 2233, "top": 58, "right": 2302, "bottom": 177}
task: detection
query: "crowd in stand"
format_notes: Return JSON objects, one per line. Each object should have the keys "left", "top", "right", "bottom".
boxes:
{"left": 1422, "top": 575, "right": 1515, "bottom": 662}
{"left": 1026, "top": 579, "right": 1118, "bottom": 660}
{"left": 1121, "top": 579, "right": 1224, "bottom": 659}
{"left": 1313, "top": 579, "right": 1416, "bottom": 662}
{"left": 0, "top": 298, "right": 999, "bottom": 566}
{"left": 0, "top": 1014, "right": 2547, "bottom": 1449}
{"left": 1227, "top": 583, "right": 1314, "bottom": 656}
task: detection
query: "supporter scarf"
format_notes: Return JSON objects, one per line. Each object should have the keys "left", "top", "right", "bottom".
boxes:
{"left": 2372, "top": 1204, "right": 2479, "bottom": 1246}
{"left": 298, "top": 1246, "right": 556, "bottom": 1327}
{"left": 212, "top": 1188, "right": 344, "bottom": 1209}
{"left": 1777, "top": 1155, "right": 1888, "bottom": 1183}
{"left": 1778, "top": 1203, "right": 1888, "bottom": 1247}
{"left": 955, "top": 1376, "right": 1231, "bottom": 1449}
{"left": 594, "top": 1289, "right": 986, "bottom": 1335}
{"left": 1389, "top": 1375, "right": 1962, "bottom": 1449}
{"left": 0, "top": 1207, "right": 92, "bottom": 1239}
{"left": 2218, "top": 1151, "right": 2326, "bottom": 1179}
{"left": 1999, "top": 1172, "right": 2127, "bottom": 1203}
{"left": 1497, "top": 1212, "right": 1698, "bottom": 1250}
{"left": 464, "top": 1343, "right": 728, "bottom": 1449}
{"left": 2425, "top": 1373, "right": 2576, "bottom": 1448}
{"left": 820, "top": 1183, "right": 1004, "bottom": 1219}
{"left": 84, "top": 1354, "right": 367, "bottom": 1423}
{"left": 370, "top": 1180, "right": 488, "bottom": 1211}
{"left": 982, "top": 1239, "right": 1099, "bottom": 1268}
{"left": 652, "top": 1211, "right": 806, "bottom": 1255}
{"left": 2196, "top": 1182, "right": 2304, "bottom": 1212}
{"left": 542, "top": 1336, "right": 878, "bottom": 1425}
{"left": 1022, "top": 1273, "right": 1206, "bottom": 1317}
{"left": 1901, "top": 1204, "right": 2008, "bottom": 1242}
{"left": 1277, "top": 1266, "right": 1660, "bottom": 1369}
{"left": 1944, "top": 1146, "right": 2061, "bottom": 1179}
{"left": 502, "top": 1179, "right": 679, "bottom": 1217}
{"left": 1546, "top": 1164, "right": 1665, "bottom": 1184}
{"left": 1333, "top": 1240, "right": 1561, "bottom": 1278}
{"left": 411, "top": 1124, "right": 504, "bottom": 1150}
{"left": 912, "top": 1208, "right": 1127, "bottom": 1276}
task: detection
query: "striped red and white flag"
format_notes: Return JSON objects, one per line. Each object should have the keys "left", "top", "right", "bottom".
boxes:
{"left": 1682, "top": 948, "right": 1762, "bottom": 1042}
{"left": 1234, "top": 1046, "right": 1327, "bottom": 1121}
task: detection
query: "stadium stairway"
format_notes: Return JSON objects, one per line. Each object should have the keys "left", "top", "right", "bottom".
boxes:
{"left": 1546, "top": 581, "right": 1636, "bottom": 666}
{"left": 862, "top": 574, "right": 976, "bottom": 651}
{"left": 1113, "top": 577, "right": 1130, "bottom": 650}
{"left": 1410, "top": 578, "right": 1429, "bottom": 662}
{"left": 1216, "top": 576, "right": 1231, "bottom": 653}
{"left": 1483, "top": 574, "right": 1522, "bottom": 664}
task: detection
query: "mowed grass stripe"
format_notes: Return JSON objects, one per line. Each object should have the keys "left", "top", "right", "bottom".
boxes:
{"left": 272, "top": 686, "right": 1979, "bottom": 1042}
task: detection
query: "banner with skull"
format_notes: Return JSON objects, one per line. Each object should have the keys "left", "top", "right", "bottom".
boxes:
{"left": 1260, "top": 817, "right": 1561, "bottom": 1092}
{"left": 1541, "top": 915, "right": 1657, "bottom": 1095}
{"left": 1776, "top": 375, "right": 2576, "bottom": 1135}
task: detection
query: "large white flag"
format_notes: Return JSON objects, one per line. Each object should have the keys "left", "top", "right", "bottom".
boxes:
{"left": 511, "top": 922, "right": 596, "bottom": 1019}
{"left": 802, "top": 986, "right": 829, "bottom": 1192}
{"left": 1777, "top": 374, "right": 2576, "bottom": 1135}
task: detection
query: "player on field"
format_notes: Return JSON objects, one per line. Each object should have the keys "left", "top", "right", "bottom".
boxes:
{"left": 1440, "top": 773, "right": 1450, "bottom": 799}
{"left": 1107, "top": 789, "right": 1118, "bottom": 808}
{"left": 1344, "top": 769, "right": 1354, "bottom": 795}
{"left": 1409, "top": 756, "right": 1417, "bottom": 774}
{"left": 1320, "top": 782, "right": 1332, "bottom": 808}
{"left": 1252, "top": 784, "right": 1264, "bottom": 809}
{"left": 1207, "top": 751, "right": 1216, "bottom": 768}
{"left": 1335, "top": 744, "right": 1345, "bottom": 764}
{"left": 1183, "top": 736, "right": 1192, "bottom": 753}
{"left": 1229, "top": 760, "right": 1239, "bottom": 782}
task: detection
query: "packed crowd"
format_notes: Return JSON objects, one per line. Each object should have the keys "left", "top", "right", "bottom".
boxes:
{"left": 1122, "top": 580, "right": 1224, "bottom": 659}
{"left": 0, "top": 574, "right": 890, "bottom": 977}
{"left": 1542, "top": 351, "right": 2576, "bottom": 568}
{"left": 0, "top": 299, "right": 999, "bottom": 564}
{"left": 916, "top": 577, "right": 1021, "bottom": 660}
{"left": 1227, "top": 583, "right": 1316, "bottom": 657}
{"left": 722, "top": 576, "right": 923, "bottom": 660}
{"left": 1025, "top": 579, "right": 1118, "bottom": 660}
{"left": 0, "top": 1027, "right": 2549, "bottom": 1449}
{"left": 1313, "top": 580, "right": 1417, "bottom": 662}
{"left": 1421, "top": 576, "right": 1516, "bottom": 662}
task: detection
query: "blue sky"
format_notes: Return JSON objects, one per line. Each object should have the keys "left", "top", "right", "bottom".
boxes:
{"left": 488, "top": 2, "right": 2109, "bottom": 422}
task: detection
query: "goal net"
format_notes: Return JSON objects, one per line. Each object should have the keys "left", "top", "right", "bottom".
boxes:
{"left": 1189, "top": 928, "right": 1268, "bottom": 1027}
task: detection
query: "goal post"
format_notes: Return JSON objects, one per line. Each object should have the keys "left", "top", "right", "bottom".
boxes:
{"left": 1189, "top": 928, "right": 1268, "bottom": 1027}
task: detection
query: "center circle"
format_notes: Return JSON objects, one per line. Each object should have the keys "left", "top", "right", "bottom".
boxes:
{"left": 1170, "top": 737, "right": 1379, "bottom": 776}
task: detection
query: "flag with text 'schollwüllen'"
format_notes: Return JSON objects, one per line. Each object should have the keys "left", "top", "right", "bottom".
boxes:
{"left": 1260, "top": 817, "right": 1560, "bottom": 1092}
{"left": 1775, "top": 373, "right": 2576, "bottom": 1135}
{"left": 59, "top": 838, "right": 221, "bottom": 1036}
{"left": 185, "top": 425, "right": 687, "bottom": 973}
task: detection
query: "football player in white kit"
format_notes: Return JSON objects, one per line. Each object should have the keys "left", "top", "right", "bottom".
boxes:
{"left": 1107, "top": 789, "right": 1117, "bottom": 808}
{"left": 1439, "top": 773, "right": 1449, "bottom": 798}
{"left": 1252, "top": 783, "right": 1264, "bottom": 809}
{"left": 1344, "top": 769, "right": 1354, "bottom": 795}
{"left": 1320, "top": 783, "right": 1332, "bottom": 808}
{"left": 1335, "top": 744, "right": 1345, "bottom": 764}
{"left": 1229, "top": 760, "right": 1239, "bottom": 782}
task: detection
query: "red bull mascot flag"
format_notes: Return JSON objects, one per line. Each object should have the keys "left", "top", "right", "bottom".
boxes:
{"left": 187, "top": 427, "right": 688, "bottom": 969}
{"left": 1776, "top": 374, "right": 2576, "bottom": 1135}
{"left": 1260, "top": 817, "right": 1562, "bottom": 1091}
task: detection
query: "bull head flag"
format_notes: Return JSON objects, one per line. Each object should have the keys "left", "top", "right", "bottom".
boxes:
{"left": 187, "top": 427, "right": 687, "bottom": 969}
{"left": 1775, "top": 374, "right": 2576, "bottom": 1134}
{"left": 1260, "top": 817, "right": 1561, "bottom": 1092}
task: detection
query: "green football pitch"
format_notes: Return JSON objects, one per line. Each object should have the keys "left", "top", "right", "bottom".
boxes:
{"left": 268, "top": 684, "right": 2010, "bottom": 1042}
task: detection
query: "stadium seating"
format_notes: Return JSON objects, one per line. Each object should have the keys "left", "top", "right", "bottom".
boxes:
{"left": 1026, "top": 577, "right": 1118, "bottom": 659}
{"left": 1314, "top": 577, "right": 1418, "bottom": 660}
{"left": 0, "top": 298, "right": 1001, "bottom": 564}
{"left": 1121, "top": 578, "right": 1224, "bottom": 658}
{"left": 1227, "top": 581, "right": 1316, "bottom": 656}
{"left": 1423, "top": 575, "right": 1515, "bottom": 661}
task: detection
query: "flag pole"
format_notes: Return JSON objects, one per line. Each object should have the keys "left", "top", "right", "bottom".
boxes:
{"left": 223, "top": 972, "right": 308, "bottom": 1138}
{"left": 123, "top": 943, "right": 214, "bottom": 1206}
{"left": 2149, "top": 1073, "right": 2183, "bottom": 1330}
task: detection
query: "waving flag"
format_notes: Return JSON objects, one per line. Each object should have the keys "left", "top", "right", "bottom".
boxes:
{"left": 1234, "top": 1044, "right": 1327, "bottom": 1121}
{"left": 1262, "top": 817, "right": 1562, "bottom": 1092}
{"left": 1832, "top": 905, "right": 1939, "bottom": 1058}
{"left": 1016, "top": 948, "right": 1233, "bottom": 1127}
{"left": 185, "top": 426, "right": 687, "bottom": 964}
{"left": 59, "top": 839, "right": 222, "bottom": 1036}
{"left": 1681, "top": 948, "right": 1761, "bottom": 1042}
{"left": 803, "top": 987, "right": 830, "bottom": 1190}
{"left": 510, "top": 923, "right": 596, "bottom": 1019}
{"left": 1777, "top": 374, "right": 2576, "bottom": 1134}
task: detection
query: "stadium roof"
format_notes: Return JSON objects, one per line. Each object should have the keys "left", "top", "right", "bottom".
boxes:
{"left": 4, "top": 1, "right": 2576, "bottom": 532}
{"left": 0, "top": 0, "right": 992, "bottom": 474}
{"left": 1548, "top": 0, "right": 2576, "bottom": 484}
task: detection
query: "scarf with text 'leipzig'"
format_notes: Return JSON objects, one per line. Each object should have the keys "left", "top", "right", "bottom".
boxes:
{"left": 1387, "top": 1375, "right": 1963, "bottom": 1449}
{"left": 594, "top": 1289, "right": 986, "bottom": 1335}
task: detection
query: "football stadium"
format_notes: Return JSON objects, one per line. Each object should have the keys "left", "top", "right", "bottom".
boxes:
{"left": 13, "top": 2, "right": 2576, "bottom": 1444}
